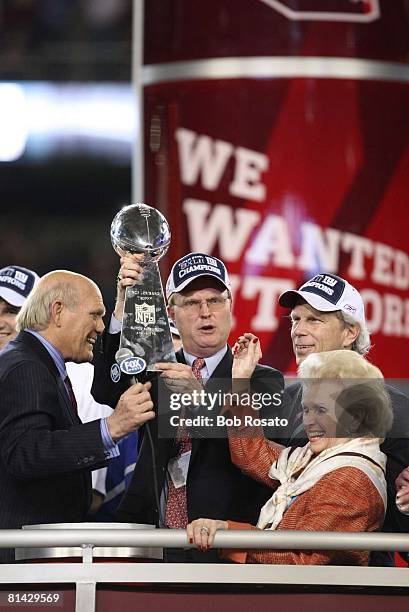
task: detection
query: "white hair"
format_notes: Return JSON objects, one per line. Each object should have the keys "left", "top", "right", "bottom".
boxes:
{"left": 336, "top": 311, "right": 371, "bottom": 356}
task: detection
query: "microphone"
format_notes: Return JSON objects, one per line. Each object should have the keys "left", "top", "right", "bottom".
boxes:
{"left": 115, "top": 354, "right": 161, "bottom": 517}
{"left": 115, "top": 348, "right": 138, "bottom": 386}
{"left": 116, "top": 348, "right": 160, "bottom": 526}
{"left": 115, "top": 347, "right": 134, "bottom": 365}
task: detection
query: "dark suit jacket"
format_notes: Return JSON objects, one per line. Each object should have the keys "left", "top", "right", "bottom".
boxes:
{"left": 0, "top": 332, "right": 109, "bottom": 562}
{"left": 91, "top": 331, "right": 284, "bottom": 529}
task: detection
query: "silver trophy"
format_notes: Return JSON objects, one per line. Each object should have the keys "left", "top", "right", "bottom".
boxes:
{"left": 110, "top": 203, "right": 176, "bottom": 373}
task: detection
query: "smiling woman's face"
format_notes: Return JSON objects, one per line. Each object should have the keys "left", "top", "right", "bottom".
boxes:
{"left": 302, "top": 381, "right": 351, "bottom": 454}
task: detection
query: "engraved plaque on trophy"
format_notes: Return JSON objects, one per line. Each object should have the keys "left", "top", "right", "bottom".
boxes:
{"left": 110, "top": 203, "right": 176, "bottom": 373}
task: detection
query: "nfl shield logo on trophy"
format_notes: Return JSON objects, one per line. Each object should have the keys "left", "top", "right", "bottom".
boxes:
{"left": 135, "top": 302, "right": 156, "bottom": 327}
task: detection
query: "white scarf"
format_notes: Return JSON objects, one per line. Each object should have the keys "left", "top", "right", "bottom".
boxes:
{"left": 257, "top": 438, "right": 387, "bottom": 530}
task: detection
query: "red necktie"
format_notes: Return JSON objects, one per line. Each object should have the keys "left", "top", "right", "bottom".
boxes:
{"left": 64, "top": 375, "right": 78, "bottom": 414}
{"left": 165, "top": 358, "right": 205, "bottom": 528}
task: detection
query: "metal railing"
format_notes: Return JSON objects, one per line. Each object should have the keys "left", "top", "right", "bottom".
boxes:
{"left": 1, "top": 528, "right": 409, "bottom": 553}
{"left": 0, "top": 529, "right": 408, "bottom": 612}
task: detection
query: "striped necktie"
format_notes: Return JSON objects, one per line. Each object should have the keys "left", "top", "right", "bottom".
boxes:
{"left": 64, "top": 375, "right": 78, "bottom": 414}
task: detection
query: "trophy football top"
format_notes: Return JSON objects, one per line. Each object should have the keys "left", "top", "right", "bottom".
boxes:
{"left": 110, "top": 203, "right": 171, "bottom": 263}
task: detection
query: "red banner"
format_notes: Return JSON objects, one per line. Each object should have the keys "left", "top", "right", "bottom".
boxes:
{"left": 143, "top": 0, "right": 409, "bottom": 376}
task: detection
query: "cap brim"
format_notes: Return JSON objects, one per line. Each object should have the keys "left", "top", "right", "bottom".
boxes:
{"left": 278, "top": 289, "right": 339, "bottom": 313}
{"left": 0, "top": 287, "right": 25, "bottom": 307}
{"left": 167, "top": 272, "right": 230, "bottom": 299}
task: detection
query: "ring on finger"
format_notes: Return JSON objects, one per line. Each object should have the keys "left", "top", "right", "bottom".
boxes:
{"left": 200, "top": 526, "right": 210, "bottom": 535}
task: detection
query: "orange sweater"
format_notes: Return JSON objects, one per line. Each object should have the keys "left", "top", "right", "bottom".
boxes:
{"left": 221, "top": 435, "right": 384, "bottom": 565}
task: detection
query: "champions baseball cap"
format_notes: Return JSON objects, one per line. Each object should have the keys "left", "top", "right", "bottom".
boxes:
{"left": 279, "top": 273, "right": 366, "bottom": 328}
{"left": 0, "top": 265, "right": 40, "bottom": 307}
{"left": 166, "top": 252, "right": 231, "bottom": 299}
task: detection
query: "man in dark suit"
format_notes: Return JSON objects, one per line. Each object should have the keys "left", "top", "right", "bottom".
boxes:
{"left": 92, "top": 252, "right": 284, "bottom": 562}
{"left": 0, "top": 270, "right": 155, "bottom": 563}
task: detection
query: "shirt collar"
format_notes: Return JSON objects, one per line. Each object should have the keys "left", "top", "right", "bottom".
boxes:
{"left": 26, "top": 329, "right": 67, "bottom": 379}
{"left": 183, "top": 345, "right": 228, "bottom": 379}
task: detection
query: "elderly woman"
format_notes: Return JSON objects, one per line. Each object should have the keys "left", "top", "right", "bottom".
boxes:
{"left": 187, "top": 338, "right": 393, "bottom": 565}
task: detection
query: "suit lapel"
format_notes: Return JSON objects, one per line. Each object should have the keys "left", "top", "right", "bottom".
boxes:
{"left": 15, "top": 332, "right": 77, "bottom": 425}
{"left": 176, "top": 348, "right": 186, "bottom": 365}
{"left": 209, "top": 347, "right": 233, "bottom": 379}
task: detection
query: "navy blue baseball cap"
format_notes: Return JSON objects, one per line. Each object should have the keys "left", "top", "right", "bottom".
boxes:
{"left": 166, "top": 252, "right": 231, "bottom": 299}
{"left": 279, "top": 273, "right": 366, "bottom": 328}
{"left": 0, "top": 265, "right": 40, "bottom": 307}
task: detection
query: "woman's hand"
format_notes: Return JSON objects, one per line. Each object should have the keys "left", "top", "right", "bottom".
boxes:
{"left": 187, "top": 518, "right": 228, "bottom": 550}
{"left": 232, "top": 332, "right": 262, "bottom": 380}
{"left": 114, "top": 254, "right": 144, "bottom": 321}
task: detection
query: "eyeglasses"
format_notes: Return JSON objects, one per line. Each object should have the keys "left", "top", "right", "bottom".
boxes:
{"left": 175, "top": 295, "right": 229, "bottom": 314}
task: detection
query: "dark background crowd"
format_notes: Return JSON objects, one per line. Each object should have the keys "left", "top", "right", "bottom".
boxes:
{"left": 0, "top": 0, "right": 132, "bottom": 80}
{"left": 0, "top": 0, "right": 134, "bottom": 308}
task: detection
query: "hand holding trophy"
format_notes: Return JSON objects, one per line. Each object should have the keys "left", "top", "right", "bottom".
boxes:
{"left": 110, "top": 203, "right": 177, "bottom": 374}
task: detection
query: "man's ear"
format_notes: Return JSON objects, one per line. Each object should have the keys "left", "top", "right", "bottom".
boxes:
{"left": 50, "top": 300, "right": 64, "bottom": 327}
{"left": 167, "top": 303, "right": 175, "bottom": 321}
{"left": 343, "top": 323, "right": 360, "bottom": 349}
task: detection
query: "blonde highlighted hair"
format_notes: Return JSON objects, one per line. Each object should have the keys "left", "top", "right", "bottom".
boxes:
{"left": 298, "top": 350, "right": 393, "bottom": 438}
{"left": 298, "top": 350, "right": 382, "bottom": 380}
